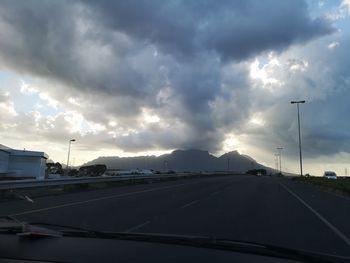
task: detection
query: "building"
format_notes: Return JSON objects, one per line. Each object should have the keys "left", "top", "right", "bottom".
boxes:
{"left": 0, "top": 144, "right": 48, "bottom": 180}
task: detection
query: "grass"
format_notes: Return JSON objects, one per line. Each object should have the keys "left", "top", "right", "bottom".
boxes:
{"left": 293, "top": 176, "right": 350, "bottom": 196}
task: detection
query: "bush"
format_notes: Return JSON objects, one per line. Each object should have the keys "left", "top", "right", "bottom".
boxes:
{"left": 294, "top": 176, "right": 350, "bottom": 196}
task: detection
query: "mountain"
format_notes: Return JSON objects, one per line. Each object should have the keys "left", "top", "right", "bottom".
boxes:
{"left": 83, "top": 149, "right": 273, "bottom": 173}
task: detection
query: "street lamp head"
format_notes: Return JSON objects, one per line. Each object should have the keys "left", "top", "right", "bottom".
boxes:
{"left": 70, "top": 139, "right": 76, "bottom": 142}
{"left": 291, "top": 100, "right": 306, "bottom": 104}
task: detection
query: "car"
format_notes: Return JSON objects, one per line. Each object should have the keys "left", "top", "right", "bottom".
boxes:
{"left": 323, "top": 171, "right": 337, "bottom": 180}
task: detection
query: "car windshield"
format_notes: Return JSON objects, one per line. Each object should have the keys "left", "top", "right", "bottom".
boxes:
{"left": 0, "top": 0, "right": 350, "bottom": 261}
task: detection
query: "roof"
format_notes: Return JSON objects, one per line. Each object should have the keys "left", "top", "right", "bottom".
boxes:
{"left": 0, "top": 144, "right": 48, "bottom": 159}
{"left": 10, "top": 149, "right": 49, "bottom": 159}
{"left": 0, "top": 144, "right": 11, "bottom": 153}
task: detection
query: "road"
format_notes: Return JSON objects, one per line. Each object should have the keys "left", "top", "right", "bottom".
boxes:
{"left": 1, "top": 175, "right": 350, "bottom": 256}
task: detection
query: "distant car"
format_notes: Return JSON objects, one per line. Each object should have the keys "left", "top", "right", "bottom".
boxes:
{"left": 323, "top": 171, "right": 337, "bottom": 180}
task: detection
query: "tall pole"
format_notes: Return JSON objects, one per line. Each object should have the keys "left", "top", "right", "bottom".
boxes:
{"left": 66, "top": 139, "right": 76, "bottom": 171}
{"left": 297, "top": 103, "right": 303, "bottom": 176}
{"left": 277, "top": 147, "right": 283, "bottom": 174}
{"left": 291, "top": 100, "right": 305, "bottom": 176}
{"left": 274, "top": 154, "right": 279, "bottom": 171}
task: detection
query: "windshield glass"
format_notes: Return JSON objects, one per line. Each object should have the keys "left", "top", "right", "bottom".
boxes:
{"left": 0, "top": 0, "right": 350, "bottom": 261}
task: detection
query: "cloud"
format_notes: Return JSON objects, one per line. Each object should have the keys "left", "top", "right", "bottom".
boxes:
{"left": 0, "top": 0, "right": 338, "bottom": 159}
{"left": 328, "top": 41, "right": 340, "bottom": 50}
{"left": 325, "top": 0, "right": 350, "bottom": 21}
{"left": 85, "top": 0, "right": 334, "bottom": 61}
{"left": 341, "top": 0, "right": 350, "bottom": 15}
{"left": 236, "top": 34, "right": 350, "bottom": 160}
{"left": 0, "top": 91, "right": 17, "bottom": 122}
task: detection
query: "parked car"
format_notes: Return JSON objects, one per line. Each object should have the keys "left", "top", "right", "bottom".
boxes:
{"left": 323, "top": 171, "right": 337, "bottom": 180}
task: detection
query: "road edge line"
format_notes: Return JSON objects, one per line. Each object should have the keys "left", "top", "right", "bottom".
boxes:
{"left": 279, "top": 182, "right": 350, "bottom": 248}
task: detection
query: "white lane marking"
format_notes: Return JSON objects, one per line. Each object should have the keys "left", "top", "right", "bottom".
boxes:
{"left": 125, "top": 220, "right": 151, "bottom": 233}
{"left": 181, "top": 200, "right": 198, "bottom": 209}
{"left": 9, "top": 182, "right": 198, "bottom": 217}
{"left": 280, "top": 182, "right": 350, "bottom": 247}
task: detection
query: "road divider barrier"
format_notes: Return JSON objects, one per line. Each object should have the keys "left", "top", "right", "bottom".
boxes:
{"left": 0, "top": 172, "right": 239, "bottom": 191}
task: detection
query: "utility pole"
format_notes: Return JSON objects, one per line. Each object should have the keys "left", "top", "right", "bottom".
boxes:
{"left": 66, "top": 139, "right": 76, "bottom": 172}
{"left": 276, "top": 147, "right": 283, "bottom": 174}
{"left": 274, "top": 154, "right": 279, "bottom": 172}
{"left": 291, "top": 100, "right": 306, "bottom": 176}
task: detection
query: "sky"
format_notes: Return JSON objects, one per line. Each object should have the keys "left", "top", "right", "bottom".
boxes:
{"left": 0, "top": 0, "right": 349, "bottom": 175}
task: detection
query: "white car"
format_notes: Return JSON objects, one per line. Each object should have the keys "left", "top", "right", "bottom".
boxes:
{"left": 323, "top": 171, "right": 337, "bottom": 180}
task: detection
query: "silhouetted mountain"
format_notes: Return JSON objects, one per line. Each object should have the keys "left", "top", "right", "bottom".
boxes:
{"left": 83, "top": 149, "right": 272, "bottom": 173}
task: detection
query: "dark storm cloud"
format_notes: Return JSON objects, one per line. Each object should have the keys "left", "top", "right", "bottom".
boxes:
{"left": 0, "top": 0, "right": 335, "bottom": 152}
{"left": 86, "top": 0, "right": 334, "bottom": 61}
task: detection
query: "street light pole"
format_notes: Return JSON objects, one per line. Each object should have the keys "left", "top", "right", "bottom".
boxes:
{"left": 274, "top": 154, "right": 279, "bottom": 171}
{"left": 66, "top": 139, "right": 76, "bottom": 171}
{"left": 291, "top": 100, "right": 305, "bottom": 176}
{"left": 277, "top": 147, "right": 283, "bottom": 174}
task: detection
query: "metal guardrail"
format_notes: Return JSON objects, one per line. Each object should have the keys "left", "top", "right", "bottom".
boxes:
{"left": 0, "top": 173, "right": 194, "bottom": 190}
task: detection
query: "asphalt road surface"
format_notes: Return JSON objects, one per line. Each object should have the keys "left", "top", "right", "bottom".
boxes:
{"left": 1, "top": 175, "right": 350, "bottom": 256}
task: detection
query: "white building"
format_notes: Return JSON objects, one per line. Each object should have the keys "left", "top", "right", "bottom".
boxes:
{"left": 0, "top": 144, "right": 48, "bottom": 180}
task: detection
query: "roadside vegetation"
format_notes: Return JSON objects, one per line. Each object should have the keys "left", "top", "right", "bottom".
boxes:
{"left": 293, "top": 176, "right": 350, "bottom": 196}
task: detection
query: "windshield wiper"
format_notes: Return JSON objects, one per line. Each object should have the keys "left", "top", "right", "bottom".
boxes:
{"left": 0, "top": 216, "right": 62, "bottom": 237}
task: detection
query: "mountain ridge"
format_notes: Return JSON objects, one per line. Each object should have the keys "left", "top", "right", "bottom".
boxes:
{"left": 83, "top": 149, "right": 273, "bottom": 173}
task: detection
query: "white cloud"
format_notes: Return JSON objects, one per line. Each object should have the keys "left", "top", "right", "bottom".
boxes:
{"left": 326, "top": 0, "right": 350, "bottom": 20}
{"left": 38, "top": 92, "right": 60, "bottom": 109}
{"left": 108, "top": 121, "right": 117, "bottom": 127}
{"left": 249, "top": 57, "right": 285, "bottom": 91}
{"left": 341, "top": 0, "right": 350, "bottom": 14}
{"left": 140, "top": 108, "right": 161, "bottom": 124}
{"left": 287, "top": 59, "right": 309, "bottom": 72}
{"left": 20, "top": 80, "right": 38, "bottom": 95}
{"left": 327, "top": 41, "right": 340, "bottom": 50}
{"left": 68, "top": 97, "right": 81, "bottom": 106}
{"left": 0, "top": 92, "right": 16, "bottom": 116}
{"left": 249, "top": 115, "right": 266, "bottom": 127}
{"left": 222, "top": 133, "right": 244, "bottom": 153}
